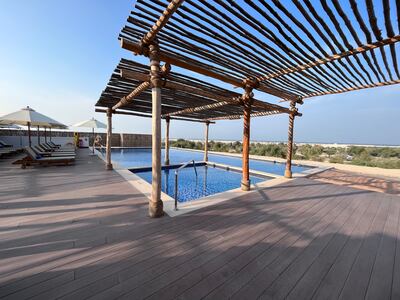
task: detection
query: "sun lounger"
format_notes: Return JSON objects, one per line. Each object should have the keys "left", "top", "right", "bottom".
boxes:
{"left": 39, "top": 144, "right": 75, "bottom": 154}
{"left": 46, "top": 142, "right": 75, "bottom": 152}
{"left": 0, "top": 140, "right": 13, "bottom": 148}
{"left": 33, "top": 146, "right": 76, "bottom": 158}
{"left": 48, "top": 141, "right": 61, "bottom": 148}
{"left": 43, "top": 142, "right": 74, "bottom": 151}
{"left": 15, "top": 147, "right": 75, "bottom": 168}
{"left": 0, "top": 149, "right": 14, "bottom": 157}
{"left": 0, "top": 145, "right": 19, "bottom": 157}
{"left": 37, "top": 144, "right": 75, "bottom": 154}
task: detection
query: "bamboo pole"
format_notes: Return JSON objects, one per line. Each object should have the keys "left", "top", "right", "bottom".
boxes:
{"left": 284, "top": 101, "right": 298, "bottom": 178}
{"left": 120, "top": 68, "right": 291, "bottom": 114}
{"left": 241, "top": 85, "right": 253, "bottom": 191}
{"left": 95, "top": 108, "right": 215, "bottom": 124}
{"left": 256, "top": 35, "right": 400, "bottom": 83}
{"left": 149, "top": 42, "right": 164, "bottom": 218}
{"left": 120, "top": 38, "right": 297, "bottom": 100}
{"left": 106, "top": 108, "right": 113, "bottom": 170}
{"left": 164, "top": 116, "right": 170, "bottom": 165}
{"left": 302, "top": 79, "right": 400, "bottom": 99}
{"left": 204, "top": 121, "right": 210, "bottom": 162}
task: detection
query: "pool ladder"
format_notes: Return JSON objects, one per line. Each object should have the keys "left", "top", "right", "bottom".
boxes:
{"left": 174, "top": 160, "right": 198, "bottom": 211}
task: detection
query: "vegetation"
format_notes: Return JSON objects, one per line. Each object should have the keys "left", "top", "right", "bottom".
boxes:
{"left": 170, "top": 139, "right": 400, "bottom": 169}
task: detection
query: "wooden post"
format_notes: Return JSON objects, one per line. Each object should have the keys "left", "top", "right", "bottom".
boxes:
{"left": 164, "top": 116, "right": 170, "bottom": 165}
{"left": 285, "top": 101, "right": 298, "bottom": 178}
{"left": 149, "top": 41, "right": 164, "bottom": 218}
{"left": 44, "top": 127, "right": 47, "bottom": 143}
{"left": 204, "top": 121, "right": 210, "bottom": 162}
{"left": 241, "top": 85, "right": 254, "bottom": 191}
{"left": 37, "top": 126, "right": 40, "bottom": 145}
{"left": 92, "top": 127, "right": 95, "bottom": 155}
{"left": 27, "top": 122, "right": 31, "bottom": 147}
{"left": 49, "top": 127, "right": 52, "bottom": 141}
{"left": 106, "top": 107, "right": 113, "bottom": 170}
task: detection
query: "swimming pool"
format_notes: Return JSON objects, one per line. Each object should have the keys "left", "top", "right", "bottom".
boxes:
{"left": 133, "top": 163, "right": 266, "bottom": 202}
{"left": 109, "top": 147, "right": 311, "bottom": 176}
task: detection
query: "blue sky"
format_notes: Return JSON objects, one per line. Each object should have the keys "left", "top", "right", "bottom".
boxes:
{"left": 0, "top": 0, "right": 399, "bottom": 145}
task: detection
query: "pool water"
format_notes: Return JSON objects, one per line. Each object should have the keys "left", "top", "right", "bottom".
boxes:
{"left": 109, "top": 148, "right": 311, "bottom": 176}
{"left": 133, "top": 164, "right": 266, "bottom": 202}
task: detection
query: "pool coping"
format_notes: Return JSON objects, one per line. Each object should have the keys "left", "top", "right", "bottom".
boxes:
{"left": 170, "top": 147, "right": 318, "bottom": 169}
{"left": 113, "top": 163, "right": 285, "bottom": 218}
{"left": 96, "top": 148, "right": 331, "bottom": 217}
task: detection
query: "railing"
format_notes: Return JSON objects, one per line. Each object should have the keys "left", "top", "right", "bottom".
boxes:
{"left": 174, "top": 160, "right": 198, "bottom": 211}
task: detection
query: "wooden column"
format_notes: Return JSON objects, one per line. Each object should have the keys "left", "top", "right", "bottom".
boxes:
{"left": 44, "top": 127, "right": 47, "bottom": 143}
{"left": 27, "top": 122, "right": 31, "bottom": 147}
{"left": 106, "top": 107, "right": 113, "bottom": 170}
{"left": 92, "top": 127, "right": 95, "bottom": 155}
{"left": 37, "top": 126, "right": 40, "bottom": 145}
{"left": 49, "top": 127, "right": 52, "bottom": 141}
{"left": 149, "top": 42, "right": 164, "bottom": 218}
{"left": 241, "top": 85, "right": 254, "bottom": 191}
{"left": 164, "top": 116, "right": 170, "bottom": 165}
{"left": 285, "top": 101, "right": 298, "bottom": 178}
{"left": 204, "top": 121, "right": 210, "bottom": 162}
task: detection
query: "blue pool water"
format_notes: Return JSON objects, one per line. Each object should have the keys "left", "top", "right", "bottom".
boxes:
{"left": 109, "top": 148, "right": 311, "bottom": 176}
{"left": 134, "top": 165, "right": 265, "bottom": 202}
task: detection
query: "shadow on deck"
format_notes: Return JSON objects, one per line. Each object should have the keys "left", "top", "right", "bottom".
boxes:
{"left": 0, "top": 150, "right": 399, "bottom": 299}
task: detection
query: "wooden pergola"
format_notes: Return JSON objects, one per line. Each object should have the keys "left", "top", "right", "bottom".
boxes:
{"left": 97, "top": 0, "right": 400, "bottom": 218}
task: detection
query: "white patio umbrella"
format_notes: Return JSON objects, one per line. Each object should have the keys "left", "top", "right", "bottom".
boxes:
{"left": 0, "top": 106, "right": 67, "bottom": 146}
{"left": 72, "top": 118, "right": 107, "bottom": 154}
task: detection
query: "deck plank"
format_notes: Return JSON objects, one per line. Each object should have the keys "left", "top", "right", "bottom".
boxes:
{"left": 0, "top": 150, "right": 398, "bottom": 300}
{"left": 285, "top": 194, "right": 374, "bottom": 300}
{"left": 230, "top": 188, "right": 358, "bottom": 300}
{"left": 365, "top": 196, "right": 400, "bottom": 300}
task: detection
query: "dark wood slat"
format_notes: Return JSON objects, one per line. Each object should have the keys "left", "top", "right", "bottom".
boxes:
{"left": 35, "top": 182, "right": 334, "bottom": 299}
{"left": 230, "top": 188, "right": 359, "bottom": 299}
{"left": 391, "top": 197, "right": 400, "bottom": 299}
{"left": 311, "top": 194, "right": 387, "bottom": 299}
{"left": 337, "top": 194, "right": 392, "bottom": 299}
{"left": 365, "top": 197, "right": 400, "bottom": 300}
{"left": 1, "top": 151, "right": 398, "bottom": 300}
{"left": 285, "top": 194, "right": 374, "bottom": 299}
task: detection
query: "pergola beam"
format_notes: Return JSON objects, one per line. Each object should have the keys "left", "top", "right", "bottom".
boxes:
{"left": 113, "top": 64, "right": 170, "bottom": 111}
{"left": 303, "top": 79, "right": 400, "bottom": 98}
{"left": 95, "top": 108, "right": 215, "bottom": 124}
{"left": 120, "top": 38, "right": 298, "bottom": 100}
{"left": 207, "top": 110, "right": 302, "bottom": 121}
{"left": 161, "top": 100, "right": 238, "bottom": 118}
{"left": 120, "top": 68, "right": 291, "bottom": 115}
{"left": 140, "top": 0, "right": 185, "bottom": 46}
{"left": 112, "top": 81, "right": 150, "bottom": 110}
{"left": 256, "top": 35, "right": 400, "bottom": 83}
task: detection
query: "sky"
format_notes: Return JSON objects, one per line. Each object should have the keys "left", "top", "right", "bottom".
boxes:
{"left": 0, "top": 0, "right": 399, "bottom": 146}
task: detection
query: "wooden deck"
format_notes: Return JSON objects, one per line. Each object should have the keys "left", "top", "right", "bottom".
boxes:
{"left": 310, "top": 168, "right": 400, "bottom": 195}
{"left": 0, "top": 150, "right": 399, "bottom": 300}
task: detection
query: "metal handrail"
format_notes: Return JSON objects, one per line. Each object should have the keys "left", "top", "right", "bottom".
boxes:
{"left": 174, "top": 160, "right": 197, "bottom": 210}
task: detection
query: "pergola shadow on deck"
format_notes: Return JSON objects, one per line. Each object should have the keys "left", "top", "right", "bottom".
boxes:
{"left": 0, "top": 151, "right": 399, "bottom": 299}
{"left": 95, "top": 0, "right": 400, "bottom": 218}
